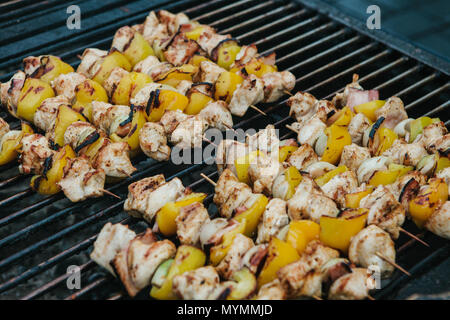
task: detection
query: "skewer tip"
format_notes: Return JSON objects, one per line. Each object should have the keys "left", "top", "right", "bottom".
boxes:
{"left": 200, "top": 173, "right": 217, "bottom": 187}
{"left": 101, "top": 189, "right": 121, "bottom": 199}
{"left": 376, "top": 251, "right": 411, "bottom": 277}
{"left": 249, "top": 105, "right": 267, "bottom": 116}
{"left": 399, "top": 228, "right": 430, "bottom": 247}
{"left": 286, "top": 124, "right": 299, "bottom": 134}
{"left": 284, "top": 90, "right": 293, "bottom": 96}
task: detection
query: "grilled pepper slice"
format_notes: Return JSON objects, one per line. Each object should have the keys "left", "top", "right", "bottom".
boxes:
{"left": 30, "top": 145, "right": 76, "bottom": 195}
{"left": 212, "top": 40, "right": 241, "bottom": 70}
{"left": 345, "top": 187, "right": 374, "bottom": 208}
{"left": 234, "top": 194, "right": 269, "bottom": 237}
{"left": 315, "top": 165, "right": 348, "bottom": 187}
{"left": 110, "top": 106, "right": 147, "bottom": 155}
{"left": 214, "top": 71, "right": 243, "bottom": 103}
{"left": 286, "top": 220, "right": 320, "bottom": 249}
{"left": 147, "top": 89, "right": 189, "bottom": 122}
{"left": 234, "top": 150, "right": 260, "bottom": 185}
{"left": 184, "top": 91, "right": 214, "bottom": 115}
{"left": 373, "top": 127, "right": 398, "bottom": 156}
{"left": 0, "top": 122, "right": 34, "bottom": 166}
{"left": 92, "top": 51, "right": 132, "bottom": 85}
{"left": 436, "top": 156, "right": 450, "bottom": 173}
{"left": 409, "top": 178, "right": 448, "bottom": 228}
{"left": 111, "top": 72, "right": 152, "bottom": 105}
{"left": 30, "top": 55, "right": 74, "bottom": 84}
{"left": 73, "top": 79, "right": 109, "bottom": 121}
{"left": 240, "top": 58, "right": 278, "bottom": 77}
{"left": 284, "top": 166, "right": 302, "bottom": 200}
{"left": 368, "top": 163, "right": 413, "bottom": 186}
{"left": 321, "top": 125, "right": 352, "bottom": 165}
{"left": 327, "top": 106, "right": 354, "bottom": 127}
{"left": 188, "top": 54, "right": 211, "bottom": 67}
{"left": 257, "top": 237, "right": 300, "bottom": 287}
{"left": 150, "top": 245, "right": 206, "bottom": 300}
{"left": 156, "top": 64, "right": 198, "bottom": 88}
{"left": 353, "top": 100, "right": 385, "bottom": 122}
{"left": 17, "top": 78, "right": 55, "bottom": 122}
{"left": 278, "top": 145, "right": 298, "bottom": 162}
{"left": 123, "top": 32, "right": 155, "bottom": 67}
{"left": 319, "top": 209, "right": 368, "bottom": 252}
{"left": 210, "top": 220, "right": 246, "bottom": 266}
{"left": 156, "top": 192, "right": 207, "bottom": 237}
{"left": 53, "top": 104, "right": 87, "bottom": 147}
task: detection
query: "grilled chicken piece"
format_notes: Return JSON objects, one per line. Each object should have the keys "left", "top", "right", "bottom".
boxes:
{"left": 339, "top": 144, "right": 371, "bottom": 173}
{"left": 346, "top": 88, "right": 379, "bottom": 110}
{"left": 176, "top": 202, "right": 210, "bottom": 246}
{"left": 292, "top": 117, "right": 326, "bottom": 147}
{"left": 287, "top": 91, "right": 318, "bottom": 123}
{"left": 94, "top": 141, "right": 136, "bottom": 178}
{"left": 139, "top": 122, "right": 171, "bottom": 161}
{"left": 164, "top": 33, "right": 199, "bottom": 66}
{"left": 389, "top": 171, "right": 425, "bottom": 207}
{"left": 173, "top": 266, "right": 231, "bottom": 300}
{"left": 357, "top": 156, "right": 391, "bottom": 184}
{"left": 320, "top": 258, "right": 352, "bottom": 292}
{"left": 133, "top": 56, "right": 172, "bottom": 79}
{"left": 328, "top": 268, "right": 370, "bottom": 300}
{"left": 77, "top": 48, "right": 108, "bottom": 78}
{"left": 63, "top": 121, "right": 97, "bottom": 150}
{"left": 0, "top": 71, "right": 26, "bottom": 117}
{"left": 197, "top": 32, "right": 231, "bottom": 57}
{"left": 287, "top": 176, "right": 339, "bottom": 222}
{"left": 90, "top": 222, "right": 136, "bottom": 275}
{"left": 246, "top": 125, "right": 281, "bottom": 154}
{"left": 19, "top": 134, "right": 55, "bottom": 175}
{"left": 91, "top": 101, "right": 131, "bottom": 136}
{"left": 130, "top": 83, "right": 166, "bottom": 108}
{"left": 232, "top": 44, "right": 259, "bottom": 68}
{"left": 216, "top": 233, "right": 255, "bottom": 279}
{"left": 141, "top": 11, "right": 169, "bottom": 43}
{"left": 254, "top": 279, "right": 287, "bottom": 300}
{"left": 158, "top": 10, "right": 190, "bottom": 35}
{"left": 159, "top": 110, "right": 190, "bottom": 135}
{"left": 426, "top": 201, "right": 450, "bottom": 240}
{"left": 304, "top": 161, "right": 336, "bottom": 179}
{"left": 418, "top": 121, "right": 447, "bottom": 147}
{"left": 103, "top": 67, "right": 129, "bottom": 98}
{"left": 287, "top": 143, "right": 319, "bottom": 171}
{"left": 374, "top": 97, "right": 408, "bottom": 130}
{"left": 169, "top": 114, "right": 208, "bottom": 149}
{"left": 271, "top": 165, "right": 293, "bottom": 200}
{"left": 124, "top": 176, "right": 184, "bottom": 222}
{"left": 34, "top": 96, "right": 70, "bottom": 132}
{"left": 176, "top": 80, "right": 193, "bottom": 95}
{"left": 348, "top": 113, "right": 371, "bottom": 145}
{"left": 124, "top": 175, "right": 166, "bottom": 217}
{"left": 241, "top": 243, "right": 268, "bottom": 274}
{"left": 199, "top": 100, "right": 233, "bottom": 131}
{"left": 261, "top": 71, "right": 296, "bottom": 103}
{"left": 256, "top": 198, "right": 289, "bottom": 244}
{"left": 113, "top": 233, "right": 176, "bottom": 297}
{"left": 0, "top": 118, "right": 9, "bottom": 140}
{"left": 51, "top": 72, "right": 87, "bottom": 100}
{"left": 428, "top": 133, "right": 449, "bottom": 155}
{"left": 331, "top": 74, "right": 364, "bottom": 109}
{"left": 382, "top": 139, "right": 428, "bottom": 167}
{"left": 213, "top": 169, "right": 253, "bottom": 218}
{"left": 349, "top": 225, "right": 395, "bottom": 278}
{"left": 58, "top": 157, "right": 105, "bottom": 202}
{"left": 360, "top": 185, "right": 405, "bottom": 239}
{"left": 111, "top": 26, "right": 136, "bottom": 53}
{"left": 200, "top": 218, "right": 241, "bottom": 248}
{"left": 199, "top": 60, "right": 226, "bottom": 83}
{"left": 277, "top": 240, "right": 339, "bottom": 298}
{"left": 228, "top": 74, "right": 264, "bottom": 116}
{"left": 321, "top": 170, "right": 358, "bottom": 208}
{"left": 248, "top": 153, "right": 284, "bottom": 195}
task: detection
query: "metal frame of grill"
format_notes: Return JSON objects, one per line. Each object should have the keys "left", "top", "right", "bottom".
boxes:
{"left": 0, "top": 0, "right": 449, "bottom": 300}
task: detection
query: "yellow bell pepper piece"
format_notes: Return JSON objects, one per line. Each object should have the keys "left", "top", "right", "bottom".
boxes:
{"left": 374, "top": 127, "right": 398, "bottom": 156}
{"left": 328, "top": 106, "right": 354, "bottom": 126}
{"left": 156, "top": 192, "right": 207, "bottom": 237}
{"left": 345, "top": 187, "right": 374, "bottom": 208}
{"left": 188, "top": 54, "right": 211, "bottom": 67}
{"left": 110, "top": 106, "right": 147, "bottom": 154}
{"left": 278, "top": 145, "right": 298, "bottom": 162}
{"left": 319, "top": 209, "right": 368, "bottom": 252}
{"left": 315, "top": 165, "right": 348, "bottom": 187}
{"left": 184, "top": 92, "right": 213, "bottom": 115}
{"left": 409, "top": 117, "right": 440, "bottom": 143}
{"left": 0, "top": 123, "right": 34, "bottom": 165}
{"left": 185, "top": 26, "right": 205, "bottom": 41}
{"left": 234, "top": 195, "right": 269, "bottom": 237}
{"left": 214, "top": 71, "right": 243, "bottom": 103}
{"left": 17, "top": 78, "right": 55, "bottom": 122}
{"left": 321, "top": 125, "right": 352, "bottom": 165}
{"left": 227, "top": 267, "right": 257, "bottom": 300}
{"left": 37, "top": 56, "right": 74, "bottom": 84}
{"left": 92, "top": 51, "right": 132, "bottom": 85}
{"left": 73, "top": 79, "right": 108, "bottom": 121}
{"left": 150, "top": 245, "right": 206, "bottom": 300}
{"left": 111, "top": 72, "right": 152, "bottom": 105}
{"left": 53, "top": 104, "right": 87, "bottom": 147}
{"left": 156, "top": 64, "right": 198, "bottom": 88}
{"left": 436, "top": 157, "right": 450, "bottom": 173}
{"left": 147, "top": 89, "right": 189, "bottom": 122}
{"left": 30, "top": 145, "right": 76, "bottom": 195}
{"left": 216, "top": 42, "right": 241, "bottom": 70}
{"left": 123, "top": 32, "right": 155, "bottom": 67}
{"left": 288, "top": 220, "right": 320, "bottom": 243}
{"left": 285, "top": 166, "right": 302, "bottom": 200}
{"left": 285, "top": 223, "right": 307, "bottom": 255}
{"left": 234, "top": 150, "right": 260, "bottom": 185}
{"left": 368, "top": 163, "right": 413, "bottom": 186}
{"left": 409, "top": 178, "right": 448, "bottom": 228}
{"left": 243, "top": 59, "right": 278, "bottom": 77}
{"left": 257, "top": 237, "right": 300, "bottom": 288}
{"left": 210, "top": 220, "right": 246, "bottom": 266}
{"left": 353, "top": 100, "right": 385, "bottom": 122}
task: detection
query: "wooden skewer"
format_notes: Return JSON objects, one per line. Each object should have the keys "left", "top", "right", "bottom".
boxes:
{"left": 286, "top": 124, "right": 299, "bottom": 134}
{"left": 400, "top": 228, "right": 429, "bottom": 247}
{"left": 200, "top": 173, "right": 217, "bottom": 187}
{"left": 367, "top": 294, "right": 375, "bottom": 301}
{"left": 376, "top": 251, "right": 411, "bottom": 277}
{"left": 203, "top": 137, "right": 218, "bottom": 147}
{"left": 249, "top": 105, "right": 267, "bottom": 116}
{"left": 101, "top": 189, "right": 121, "bottom": 199}
{"left": 312, "top": 295, "right": 322, "bottom": 300}
{"left": 119, "top": 169, "right": 132, "bottom": 178}
{"left": 284, "top": 90, "right": 293, "bottom": 96}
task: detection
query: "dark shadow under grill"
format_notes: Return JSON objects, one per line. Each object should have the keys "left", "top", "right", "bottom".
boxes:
{"left": 0, "top": 0, "right": 448, "bottom": 300}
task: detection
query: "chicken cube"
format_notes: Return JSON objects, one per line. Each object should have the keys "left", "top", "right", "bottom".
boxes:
{"left": 256, "top": 198, "right": 289, "bottom": 244}
{"left": 176, "top": 202, "right": 210, "bottom": 246}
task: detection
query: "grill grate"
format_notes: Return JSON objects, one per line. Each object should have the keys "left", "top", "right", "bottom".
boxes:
{"left": 0, "top": 0, "right": 449, "bottom": 300}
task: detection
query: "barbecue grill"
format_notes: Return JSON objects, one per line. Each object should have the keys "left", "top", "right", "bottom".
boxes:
{"left": 0, "top": 0, "right": 449, "bottom": 300}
